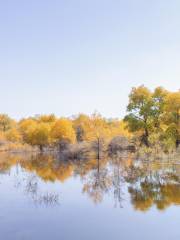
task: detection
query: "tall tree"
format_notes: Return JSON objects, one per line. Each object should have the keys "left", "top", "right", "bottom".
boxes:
{"left": 151, "top": 87, "right": 168, "bottom": 130}
{"left": 86, "top": 113, "right": 111, "bottom": 159}
{"left": 124, "top": 86, "right": 154, "bottom": 146}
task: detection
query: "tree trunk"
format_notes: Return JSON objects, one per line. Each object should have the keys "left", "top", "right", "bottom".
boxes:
{"left": 97, "top": 138, "right": 100, "bottom": 160}
{"left": 176, "top": 110, "right": 180, "bottom": 149}
{"left": 144, "top": 128, "right": 149, "bottom": 147}
{"left": 39, "top": 145, "right": 43, "bottom": 152}
{"left": 176, "top": 139, "right": 180, "bottom": 149}
{"left": 59, "top": 140, "right": 69, "bottom": 152}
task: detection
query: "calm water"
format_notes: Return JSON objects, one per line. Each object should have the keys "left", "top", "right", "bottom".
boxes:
{"left": 0, "top": 152, "right": 180, "bottom": 240}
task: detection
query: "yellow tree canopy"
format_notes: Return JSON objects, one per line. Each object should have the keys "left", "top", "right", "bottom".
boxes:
{"left": 30, "top": 123, "right": 51, "bottom": 148}
{"left": 51, "top": 118, "right": 76, "bottom": 144}
{"left": 5, "top": 128, "right": 22, "bottom": 143}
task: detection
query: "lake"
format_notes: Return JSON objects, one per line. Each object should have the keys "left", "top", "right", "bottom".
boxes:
{"left": 0, "top": 152, "right": 180, "bottom": 240}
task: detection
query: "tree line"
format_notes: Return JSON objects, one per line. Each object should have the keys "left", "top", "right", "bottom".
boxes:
{"left": 0, "top": 112, "right": 129, "bottom": 152}
{"left": 0, "top": 85, "right": 179, "bottom": 153}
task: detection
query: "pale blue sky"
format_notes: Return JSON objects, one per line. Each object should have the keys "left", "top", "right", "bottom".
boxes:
{"left": 0, "top": 0, "right": 180, "bottom": 119}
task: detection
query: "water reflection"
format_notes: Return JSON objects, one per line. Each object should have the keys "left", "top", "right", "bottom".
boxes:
{"left": 127, "top": 162, "right": 180, "bottom": 211}
{"left": 0, "top": 152, "right": 179, "bottom": 211}
{"left": 13, "top": 168, "right": 60, "bottom": 207}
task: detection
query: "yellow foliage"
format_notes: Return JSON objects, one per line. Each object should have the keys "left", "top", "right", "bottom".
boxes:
{"left": 0, "top": 114, "right": 15, "bottom": 132}
{"left": 5, "top": 128, "right": 22, "bottom": 143}
{"left": 85, "top": 113, "right": 111, "bottom": 141}
{"left": 51, "top": 118, "right": 76, "bottom": 144}
{"left": 0, "top": 131, "right": 6, "bottom": 141}
{"left": 19, "top": 119, "right": 37, "bottom": 143}
{"left": 36, "top": 114, "right": 56, "bottom": 124}
{"left": 30, "top": 123, "right": 51, "bottom": 148}
{"left": 19, "top": 119, "right": 51, "bottom": 149}
{"left": 108, "top": 120, "right": 132, "bottom": 139}
{"left": 74, "top": 114, "right": 131, "bottom": 142}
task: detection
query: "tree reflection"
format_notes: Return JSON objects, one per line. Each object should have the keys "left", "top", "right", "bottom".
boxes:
{"left": 126, "top": 162, "right": 180, "bottom": 211}
{"left": 0, "top": 152, "right": 179, "bottom": 211}
{"left": 82, "top": 157, "right": 112, "bottom": 204}
{"left": 111, "top": 156, "right": 126, "bottom": 208}
{"left": 14, "top": 172, "right": 60, "bottom": 207}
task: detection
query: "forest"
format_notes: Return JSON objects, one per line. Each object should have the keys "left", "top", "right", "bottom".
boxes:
{"left": 0, "top": 86, "right": 179, "bottom": 157}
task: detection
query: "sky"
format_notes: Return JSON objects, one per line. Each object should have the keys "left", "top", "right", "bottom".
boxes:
{"left": 0, "top": 0, "right": 180, "bottom": 120}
